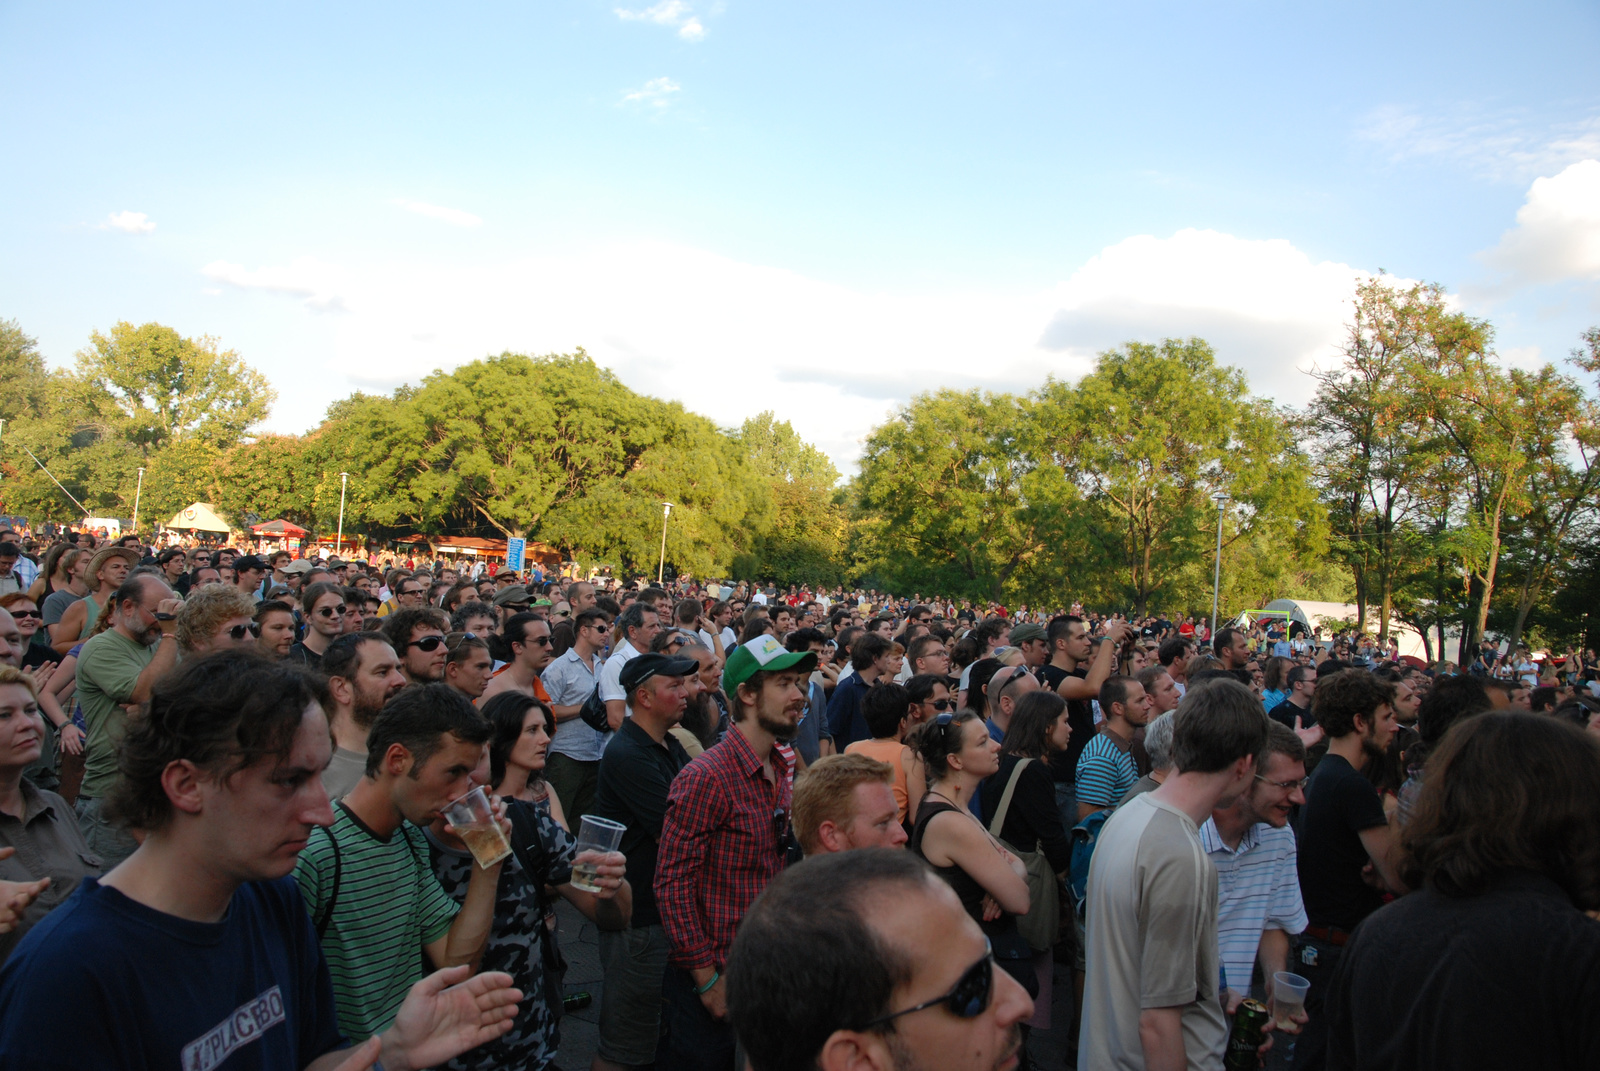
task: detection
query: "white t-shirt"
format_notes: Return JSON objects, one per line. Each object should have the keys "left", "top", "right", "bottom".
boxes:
{"left": 597, "top": 640, "right": 641, "bottom": 721}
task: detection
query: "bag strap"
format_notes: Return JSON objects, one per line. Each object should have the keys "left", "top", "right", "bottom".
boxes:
{"left": 313, "top": 817, "right": 343, "bottom": 940}
{"left": 987, "top": 758, "right": 1032, "bottom": 838}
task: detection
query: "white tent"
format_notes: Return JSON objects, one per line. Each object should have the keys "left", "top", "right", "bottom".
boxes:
{"left": 165, "top": 502, "right": 232, "bottom": 534}
{"left": 1250, "top": 599, "right": 1432, "bottom": 661}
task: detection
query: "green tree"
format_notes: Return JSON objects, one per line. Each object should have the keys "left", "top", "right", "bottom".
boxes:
{"left": 731, "top": 412, "right": 847, "bottom": 587}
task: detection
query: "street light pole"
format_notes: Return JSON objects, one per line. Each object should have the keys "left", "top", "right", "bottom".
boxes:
{"left": 658, "top": 502, "right": 673, "bottom": 584}
{"left": 132, "top": 467, "right": 145, "bottom": 536}
{"left": 336, "top": 473, "right": 349, "bottom": 554}
{"left": 1210, "top": 492, "right": 1228, "bottom": 641}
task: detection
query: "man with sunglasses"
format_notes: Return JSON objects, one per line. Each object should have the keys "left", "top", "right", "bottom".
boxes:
{"left": 290, "top": 582, "right": 348, "bottom": 670}
{"left": 174, "top": 583, "right": 260, "bottom": 655}
{"left": 381, "top": 608, "right": 451, "bottom": 685}
{"left": 478, "top": 612, "right": 554, "bottom": 707}
{"left": 72, "top": 573, "right": 183, "bottom": 868}
{"left": 726, "top": 849, "right": 1033, "bottom": 1071}
{"left": 542, "top": 607, "right": 612, "bottom": 823}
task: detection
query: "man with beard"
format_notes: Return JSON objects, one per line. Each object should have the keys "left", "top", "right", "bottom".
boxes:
{"left": 591, "top": 653, "right": 698, "bottom": 1071}
{"left": 1202, "top": 722, "right": 1309, "bottom": 1010}
{"left": 382, "top": 607, "right": 450, "bottom": 685}
{"left": 1292, "top": 670, "right": 1405, "bottom": 1070}
{"left": 319, "top": 632, "right": 409, "bottom": 801}
{"left": 670, "top": 641, "right": 724, "bottom": 756}
{"left": 73, "top": 574, "right": 182, "bottom": 866}
{"left": 725, "top": 850, "right": 1033, "bottom": 1071}
{"left": 656, "top": 633, "right": 817, "bottom": 1071}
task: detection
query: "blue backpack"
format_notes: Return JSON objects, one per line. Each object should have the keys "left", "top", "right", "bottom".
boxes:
{"left": 1067, "top": 808, "right": 1112, "bottom": 920}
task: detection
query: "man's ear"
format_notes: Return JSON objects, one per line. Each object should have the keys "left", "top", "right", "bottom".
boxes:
{"left": 162, "top": 759, "right": 206, "bottom": 816}
{"left": 818, "top": 1029, "right": 895, "bottom": 1071}
{"left": 816, "top": 820, "right": 844, "bottom": 853}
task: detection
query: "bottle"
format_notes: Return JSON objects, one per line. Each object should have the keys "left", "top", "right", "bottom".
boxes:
{"left": 1225, "top": 998, "right": 1270, "bottom": 1071}
{"left": 563, "top": 991, "right": 593, "bottom": 1012}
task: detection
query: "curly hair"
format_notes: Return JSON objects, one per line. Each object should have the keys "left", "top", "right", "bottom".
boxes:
{"left": 176, "top": 582, "right": 259, "bottom": 653}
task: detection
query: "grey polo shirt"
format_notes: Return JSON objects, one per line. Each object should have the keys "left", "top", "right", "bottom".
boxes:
{"left": 542, "top": 645, "right": 605, "bottom": 763}
{"left": 0, "top": 781, "right": 102, "bottom": 963}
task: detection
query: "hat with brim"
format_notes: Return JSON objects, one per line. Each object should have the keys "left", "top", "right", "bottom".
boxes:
{"left": 494, "top": 584, "right": 531, "bottom": 607}
{"left": 1008, "top": 623, "right": 1046, "bottom": 644}
{"left": 283, "top": 559, "right": 314, "bottom": 576}
{"left": 87, "top": 545, "right": 139, "bottom": 581}
{"left": 722, "top": 634, "right": 819, "bottom": 695}
{"left": 620, "top": 652, "right": 701, "bottom": 695}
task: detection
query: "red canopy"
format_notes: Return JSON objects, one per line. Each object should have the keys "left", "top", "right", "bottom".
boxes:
{"left": 252, "top": 519, "right": 308, "bottom": 537}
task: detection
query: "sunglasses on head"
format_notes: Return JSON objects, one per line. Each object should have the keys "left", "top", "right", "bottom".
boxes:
{"left": 228, "top": 622, "right": 262, "bottom": 641}
{"left": 407, "top": 635, "right": 446, "bottom": 652}
{"left": 864, "top": 940, "right": 994, "bottom": 1028}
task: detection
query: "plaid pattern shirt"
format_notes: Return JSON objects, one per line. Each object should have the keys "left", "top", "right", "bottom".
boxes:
{"left": 655, "top": 726, "right": 792, "bottom": 971}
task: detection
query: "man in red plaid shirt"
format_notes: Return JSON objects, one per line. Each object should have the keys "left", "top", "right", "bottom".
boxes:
{"left": 655, "top": 633, "right": 818, "bottom": 1071}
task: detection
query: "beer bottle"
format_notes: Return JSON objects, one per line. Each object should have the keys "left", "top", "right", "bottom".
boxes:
{"left": 1224, "top": 998, "right": 1270, "bottom": 1071}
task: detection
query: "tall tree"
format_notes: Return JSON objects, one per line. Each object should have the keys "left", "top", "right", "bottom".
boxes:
{"left": 731, "top": 412, "right": 847, "bottom": 587}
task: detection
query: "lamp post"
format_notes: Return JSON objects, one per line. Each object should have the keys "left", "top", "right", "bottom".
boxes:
{"left": 132, "top": 467, "right": 144, "bottom": 536}
{"left": 658, "top": 502, "right": 673, "bottom": 584}
{"left": 336, "top": 473, "right": 349, "bottom": 554}
{"left": 1210, "top": 492, "right": 1228, "bottom": 641}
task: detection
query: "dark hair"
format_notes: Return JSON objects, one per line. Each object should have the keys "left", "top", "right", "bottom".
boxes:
{"left": 1410, "top": 673, "right": 1492, "bottom": 764}
{"left": 1530, "top": 685, "right": 1558, "bottom": 713}
{"left": 1399, "top": 712, "right": 1600, "bottom": 909}
{"left": 906, "top": 633, "right": 944, "bottom": 667}
{"left": 322, "top": 631, "right": 390, "bottom": 681}
{"left": 1158, "top": 636, "right": 1192, "bottom": 668}
{"left": 574, "top": 607, "right": 611, "bottom": 635}
{"left": 861, "top": 682, "right": 911, "bottom": 740}
{"left": 364, "top": 682, "right": 492, "bottom": 777}
{"left": 1213, "top": 627, "right": 1243, "bottom": 655}
{"left": 674, "top": 597, "right": 701, "bottom": 627}
{"left": 1286, "top": 663, "right": 1316, "bottom": 689}
{"left": 1002, "top": 689, "right": 1067, "bottom": 759}
{"left": 1260, "top": 720, "right": 1307, "bottom": 767}
{"left": 905, "top": 673, "right": 949, "bottom": 706}
{"left": 616, "top": 600, "right": 654, "bottom": 642}
{"left": 1099, "top": 675, "right": 1136, "bottom": 719}
{"left": 445, "top": 633, "right": 490, "bottom": 665}
{"left": 785, "top": 627, "right": 826, "bottom": 653}
{"left": 300, "top": 581, "right": 343, "bottom": 615}
{"left": 380, "top": 607, "right": 448, "bottom": 651}
{"left": 1262, "top": 656, "right": 1292, "bottom": 692}
{"left": 254, "top": 598, "right": 294, "bottom": 623}
{"left": 481, "top": 690, "right": 550, "bottom": 788}
{"left": 973, "top": 618, "right": 1008, "bottom": 648}
{"left": 450, "top": 600, "right": 497, "bottom": 631}
{"left": 948, "top": 633, "right": 981, "bottom": 671}
{"left": 909, "top": 710, "right": 980, "bottom": 782}
{"left": 851, "top": 632, "right": 893, "bottom": 672}
{"left": 726, "top": 851, "right": 933, "bottom": 1071}
{"left": 504, "top": 611, "right": 547, "bottom": 650}
{"left": 106, "top": 651, "right": 318, "bottom": 831}
{"left": 1170, "top": 678, "right": 1271, "bottom": 774}
{"left": 1312, "top": 670, "right": 1397, "bottom": 739}
{"left": 963, "top": 657, "right": 1002, "bottom": 714}
{"left": 111, "top": 573, "right": 163, "bottom": 615}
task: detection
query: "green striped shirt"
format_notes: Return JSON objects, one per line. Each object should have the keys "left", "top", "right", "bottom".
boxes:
{"left": 294, "top": 804, "right": 458, "bottom": 1039}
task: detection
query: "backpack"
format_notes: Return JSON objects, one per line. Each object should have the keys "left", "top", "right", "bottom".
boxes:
{"left": 1067, "top": 808, "right": 1112, "bottom": 921}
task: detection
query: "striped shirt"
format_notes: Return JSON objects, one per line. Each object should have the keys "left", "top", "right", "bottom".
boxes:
{"left": 1075, "top": 725, "right": 1138, "bottom": 810}
{"left": 294, "top": 804, "right": 459, "bottom": 1038}
{"left": 1198, "top": 818, "right": 1307, "bottom": 994}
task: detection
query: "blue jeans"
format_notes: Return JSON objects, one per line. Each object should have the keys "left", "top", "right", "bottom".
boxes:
{"left": 75, "top": 796, "right": 138, "bottom": 868}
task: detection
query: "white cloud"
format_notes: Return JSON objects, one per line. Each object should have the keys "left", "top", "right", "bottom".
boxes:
{"left": 391, "top": 198, "right": 482, "bottom": 228}
{"left": 615, "top": 0, "right": 706, "bottom": 40}
{"left": 104, "top": 210, "right": 155, "bottom": 234}
{"left": 205, "top": 229, "right": 1380, "bottom": 472}
{"left": 201, "top": 258, "right": 349, "bottom": 313}
{"left": 621, "top": 77, "right": 681, "bottom": 108}
{"left": 1478, "top": 160, "right": 1600, "bottom": 290}
{"left": 1356, "top": 105, "right": 1600, "bottom": 184}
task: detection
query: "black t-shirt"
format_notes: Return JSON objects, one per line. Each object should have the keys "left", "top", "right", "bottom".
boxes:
{"left": 1041, "top": 664, "right": 1095, "bottom": 784}
{"left": 1326, "top": 873, "right": 1600, "bottom": 1069}
{"left": 1296, "top": 753, "right": 1388, "bottom": 930}
{"left": 1267, "top": 698, "right": 1314, "bottom": 731}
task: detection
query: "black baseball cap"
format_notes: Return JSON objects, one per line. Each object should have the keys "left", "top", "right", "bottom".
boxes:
{"left": 619, "top": 653, "right": 700, "bottom": 694}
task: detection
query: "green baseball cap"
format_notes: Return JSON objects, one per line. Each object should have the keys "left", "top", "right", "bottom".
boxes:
{"left": 722, "top": 634, "right": 818, "bottom": 695}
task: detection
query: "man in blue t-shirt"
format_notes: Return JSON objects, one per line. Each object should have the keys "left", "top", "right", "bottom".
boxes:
{"left": 0, "top": 649, "right": 522, "bottom": 1071}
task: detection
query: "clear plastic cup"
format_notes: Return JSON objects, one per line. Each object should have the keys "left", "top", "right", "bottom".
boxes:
{"left": 1272, "top": 971, "right": 1311, "bottom": 1033}
{"left": 442, "top": 785, "right": 512, "bottom": 868}
{"left": 570, "top": 815, "right": 626, "bottom": 892}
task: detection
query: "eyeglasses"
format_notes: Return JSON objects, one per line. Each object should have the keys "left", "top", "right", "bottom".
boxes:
{"left": 407, "top": 635, "right": 446, "bottom": 652}
{"left": 398, "top": 588, "right": 423, "bottom": 597}
{"left": 926, "top": 698, "right": 956, "bottom": 711}
{"left": 1255, "top": 775, "right": 1310, "bottom": 791}
{"left": 227, "top": 623, "right": 263, "bottom": 641}
{"left": 863, "top": 941, "right": 995, "bottom": 1028}
{"left": 9, "top": 610, "right": 41, "bottom": 620}
{"left": 316, "top": 605, "right": 347, "bottom": 617}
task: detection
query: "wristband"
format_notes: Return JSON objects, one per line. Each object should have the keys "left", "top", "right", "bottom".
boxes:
{"left": 694, "top": 970, "right": 720, "bottom": 995}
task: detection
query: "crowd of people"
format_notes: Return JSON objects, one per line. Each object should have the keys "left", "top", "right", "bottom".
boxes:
{"left": 1, "top": 528, "right": 1598, "bottom": 1070}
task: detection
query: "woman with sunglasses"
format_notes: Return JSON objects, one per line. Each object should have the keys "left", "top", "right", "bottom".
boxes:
{"left": 909, "top": 709, "right": 1038, "bottom": 1036}
{"left": 0, "top": 594, "right": 58, "bottom": 671}
{"left": 174, "top": 583, "right": 260, "bottom": 656}
{"left": 288, "top": 581, "right": 345, "bottom": 670}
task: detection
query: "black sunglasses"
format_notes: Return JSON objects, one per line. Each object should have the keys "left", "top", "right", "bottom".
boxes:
{"left": 927, "top": 698, "right": 955, "bottom": 711}
{"left": 9, "top": 609, "right": 41, "bottom": 620}
{"left": 407, "top": 635, "right": 446, "bottom": 652}
{"left": 316, "top": 605, "right": 347, "bottom": 617}
{"left": 228, "top": 622, "right": 263, "bottom": 641}
{"left": 864, "top": 941, "right": 994, "bottom": 1028}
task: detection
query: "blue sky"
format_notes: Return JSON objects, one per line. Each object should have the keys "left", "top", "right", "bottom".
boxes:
{"left": 3, "top": 0, "right": 1597, "bottom": 469}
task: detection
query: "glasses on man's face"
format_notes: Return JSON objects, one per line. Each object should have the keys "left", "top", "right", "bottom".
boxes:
{"left": 586, "top": 622, "right": 611, "bottom": 633}
{"left": 1255, "top": 775, "right": 1310, "bottom": 792}
{"left": 399, "top": 588, "right": 423, "bottom": 598}
{"left": 407, "top": 635, "right": 446, "bottom": 652}
{"left": 926, "top": 698, "right": 955, "bottom": 712}
{"left": 528, "top": 635, "right": 553, "bottom": 647}
{"left": 227, "top": 623, "right": 262, "bottom": 641}
{"left": 504, "top": 603, "right": 530, "bottom": 613}
{"left": 316, "top": 605, "right": 347, "bottom": 618}
{"left": 863, "top": 940, "right": 995, "bottom": 1028}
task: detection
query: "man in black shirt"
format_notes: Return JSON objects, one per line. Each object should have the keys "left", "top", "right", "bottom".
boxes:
{"left": 591, "top": 652, "right": 697, "bottom": 1071}
{"left": 1041, "top": 615, "right": 1129, "bottom": 831}
{"left": 1293, "top": 670, "right": 1404, "bottom": 1070}
{"left": 1268, "top": 662, "right": 1324, "bottom": 749}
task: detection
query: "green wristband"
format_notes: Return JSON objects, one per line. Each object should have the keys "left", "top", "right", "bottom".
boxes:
{"left": 694, "top": 970, "right": 720, "bottom": 995}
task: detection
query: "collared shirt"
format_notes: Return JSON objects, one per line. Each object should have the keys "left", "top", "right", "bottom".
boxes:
{"left": 0, "top": 781, "right": 101, "bottom": 963}
{"left": 1199, "top": 818, "right": 1307, "bottom": 994}
{"left": 656, "top": 727, "right": 791, "bottom": 971}
{"left": 825, "top": 671, "right": 874, "bottom": 749}
{"left": 593, "top": 718, "right": 691, "bottom": 927}
{"left": 542, "top": 645, "right": 604, "bottom": 762}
